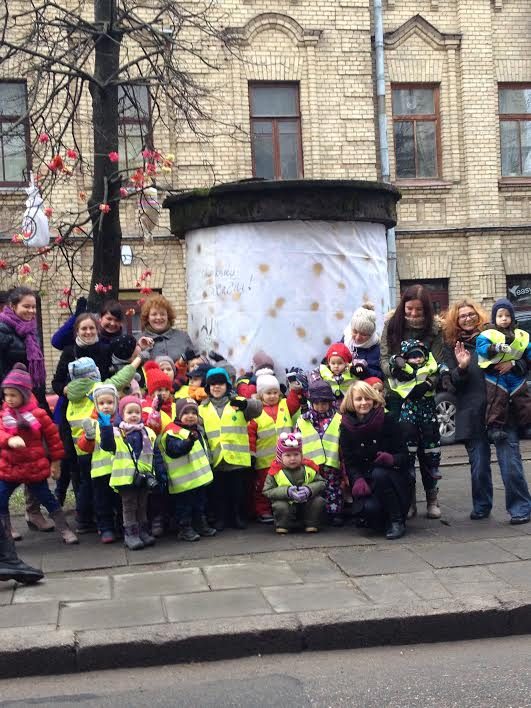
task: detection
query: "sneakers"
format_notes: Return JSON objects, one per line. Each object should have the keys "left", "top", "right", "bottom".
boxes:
{"left": 178, "top": 526, "right": 200, "bottom": 542}
{"left": 258, "top": 514, "right": 274, "bottom": 524}
{"left": 510, "top": 515, "right": 530, "bottom": 525}
{"left": 193, "top": 516, "right": 217, "bottom": 537}
{"left": 275, "top": 527, "right": 289, "bottom": 534}
{"left": 305, "top": 526, "right": 319, "bottom": 533}
{"left": 100, "top": 530, "right": 116, "bottom": 544}
{"left": 470, "top": 510, "right": 490, "bottom": 520}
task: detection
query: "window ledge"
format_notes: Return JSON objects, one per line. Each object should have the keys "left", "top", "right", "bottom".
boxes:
{"left": 498, "top": 178, "right": 531, "bottom": 191}
{"left": 0, "top": 186, "right": 27, "bottom": 195}
{"left": 394, "top": 179, "right": 454, "bottom": 190}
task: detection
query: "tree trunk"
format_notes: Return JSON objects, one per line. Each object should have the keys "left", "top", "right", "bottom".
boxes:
{"left": 87, "top": 0, "right": 122, "bottom": 311}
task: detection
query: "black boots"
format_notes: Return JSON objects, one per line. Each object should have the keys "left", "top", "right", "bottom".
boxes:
{"left": 0, "top": 517, "right": 43, "bottom": 584}
{"left": 385, "top": 521, "right": 406, "bottom": 540}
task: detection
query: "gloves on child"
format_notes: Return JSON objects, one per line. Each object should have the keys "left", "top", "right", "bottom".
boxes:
{"left": 97, "top": 411, "right": 111, "bottom": 426}
{"left": 494, "top": 343, "right": 511, "bottom": 354}
{"left": 287, "top": 486, "right": 309, "bottom": 503}
{"left": 407, "top": 381, "right": 433, "bottom": 400}
{"left": 374, "top": 451, "right": 394, "bottom": 467}
{"left": 229, "top": 397, "right": 248, "bottom": 411}
{"left": 82, "top": 418, "right": 97, "bottom": 440}
{"left": 352, "top": 477, "right": 371, "bottom": 498}
{"left": 152, "top": 394, "right": 162, "bottom": 412}
{"left": 287, "top": 486, "right": 299, "bottom": 501}
{"left": 351, "top": 360, "right": 368, "bottom": 377}
{"left": 389, "top": 354, "right": 406, "bottom": 371}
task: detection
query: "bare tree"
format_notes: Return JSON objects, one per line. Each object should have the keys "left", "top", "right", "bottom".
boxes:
{"left": 0, "top": 0, "right": 232, "bottom": 309}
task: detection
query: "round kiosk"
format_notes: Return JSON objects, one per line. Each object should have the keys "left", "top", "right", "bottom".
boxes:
{"left": 164, "top": 179, "right": 400, "bottom": 373}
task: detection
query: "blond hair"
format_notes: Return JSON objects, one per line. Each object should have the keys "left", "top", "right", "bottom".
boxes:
{"left": 340, "top": 380, "right": 385, "bottom": 414}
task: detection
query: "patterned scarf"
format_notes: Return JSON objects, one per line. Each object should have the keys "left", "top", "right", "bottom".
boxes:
{"left": 2, "top": 400, "right": 41, "bottom": 434}
{"left": 0, "top": 307, "right": 46, "bottom": 387}
{"left": 303, "top": 405, "right": 335, "bottom": 437}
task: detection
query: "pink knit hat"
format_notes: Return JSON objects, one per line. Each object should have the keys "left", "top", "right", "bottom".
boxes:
{"left": 276, "top": 432, "right": 303, "bottom": 462}
{"left": 119, "top": 394, "right": 143, "bottom": 418}
{"left": 1, "top": 363, "right": 33, "bottom": 403}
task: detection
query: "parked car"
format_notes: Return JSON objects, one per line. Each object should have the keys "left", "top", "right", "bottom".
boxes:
{"left": 436, "top": 309, "right": 531, "bottom": 445}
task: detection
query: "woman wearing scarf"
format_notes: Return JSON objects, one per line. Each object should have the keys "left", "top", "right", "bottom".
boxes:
{"left": 341, "top": 302, "right": 383, "bottom": 379}
{"left": 140, "top": 294, "right": 194, "bottom": 362}
{"left": 0, "top": 287, "right": 54, "bottom": 537}
{"left": 51, "top": 313, "right": 111, "bottom": 516}
{"left": 443, "top": 300, "right": 531, "bottom": 524}
{"left": 339, "top": 380, "right": 411, "bottom": 539}
{"left": 380, "top": 284, "right": 444, "bottom": 519}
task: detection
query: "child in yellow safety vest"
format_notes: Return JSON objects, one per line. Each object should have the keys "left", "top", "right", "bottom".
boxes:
{"left": 200, "top": 367, "right": 262, "bottom": 531}
{"left": 296, "top": 378, "right": 345, "bottom": 526}
{"left": 159, "top": 398, "right": 216, "bottom": 542}
{"left": 99, "top": 395, "right": 157, "bottom": 551}
{"left": 315, "top": 343, "right": 360, "bottom": 405}
{"left": 78, "top": 383, "right": 122, "bottom": 544}
{"left": 248, "top": 369, "right": 300, "bottom": 523}
{"left": 263, "top": 432, "right": 326, "bottom": 534}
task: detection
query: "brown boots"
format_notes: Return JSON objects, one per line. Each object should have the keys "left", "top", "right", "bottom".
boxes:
{"left": 25, "top": 487, "right": 55, "bottom": 532}
{"left": 426, "top": 489, "right": 442, "bottom": 519}
{"left": 50, "top": 509, "right": 79, "bottom": 544}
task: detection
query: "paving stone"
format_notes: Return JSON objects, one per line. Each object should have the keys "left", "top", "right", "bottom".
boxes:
{"left": 43, "top": 543, "right": 127, "bottom": 573}
{"left": 0, "top": 600, "right": 58, "bottom": 628}
{"left": 353, "top": 575, "right": 421, "bottom": 605}
{"left": 113, "top": 567, "right": 208, "bottom": 598}
{"left": 435, "top": 566, "right": 511, "bottom": 596}
{"left": 60, "top": 596, "right": 166, "bottom": 630}
{"left": 262, "top": 581, "right": 368, "bottom": 613}
{"left": 329, "top": 546, "right": 430, "bottom": 577}
{"left": 413, "top": 540, "right": 517, "bottom": 568}
{"left": 0, "top": 583, "right": 13, "bottom": 606}
{"left": 164, "top": 588, "right": 272, "bottom": 622}
{"left": 203, "top": 561, "right": 302, "bottom": 589}
{"left": 288, "top": 557, "right": 346, "bottom": 583}
{"left": 492, "top": 536, "right": 531, "bottom": 560}
{"left": 13, "top": 575, "right": 110, "bottom": 604}
{"left": 488, "top": 560, "right": 531, "bottom": 590}
{"left": 395, "top": 571, "right": 452, "bottom": 600}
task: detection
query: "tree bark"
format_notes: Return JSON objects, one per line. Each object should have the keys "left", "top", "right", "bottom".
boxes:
{"left": 87, "top": 0, "right": 123, "bottom": 311}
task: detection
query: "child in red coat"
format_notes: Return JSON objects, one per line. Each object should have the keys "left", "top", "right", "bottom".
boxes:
{"left": 0, "top": 364, "right": 78, "bottom": 544}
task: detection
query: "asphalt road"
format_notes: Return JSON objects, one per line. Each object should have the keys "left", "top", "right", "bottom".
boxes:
{"left": 1, "top": 636, "right": 531, "bottom": 707}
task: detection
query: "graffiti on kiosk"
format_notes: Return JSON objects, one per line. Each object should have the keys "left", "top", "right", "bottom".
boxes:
{"left": 200, "top": 267, "right": 254, "bottom": 299}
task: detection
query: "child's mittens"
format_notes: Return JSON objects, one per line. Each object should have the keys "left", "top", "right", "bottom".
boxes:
{"left": 82, "top": 418, "right": 97, "bottom": 440}
{"left": 50, "top": 460, "right": 61, "bottom": 480}
{"left": 374, "top": 451, "right": 394, "bottom": 468}
{"left": 407, "top": 381, "right": 433, "bottom": 400}
{"left": 97, "top": 411, "right": 111, "bottom": 427}
{"left": 350, "top": 359, "right": 368, "bottom": 378}
{"left": 352, "top": 477, "right": 371, "bottom": 498}
{"left": 298, "top": 485, "right": 312, "bottom": 501}
{"left": 287, "top": 485, "right": 300, "bottom": 502}
{"left": 7, "top": 435, "right": 26, "bottom": 449}
{"left": 494, "top": 343, "right": 511, "bottom": 354}
{"left": 152, "top": 394, "right": 162, "bottom": 412}
{"left": 229, "top": 397, "right": 247, "bottom": 411}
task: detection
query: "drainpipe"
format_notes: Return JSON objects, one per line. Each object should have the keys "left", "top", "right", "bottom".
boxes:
{"left": 373, "top": 0, "right": 397, "bottom": 309}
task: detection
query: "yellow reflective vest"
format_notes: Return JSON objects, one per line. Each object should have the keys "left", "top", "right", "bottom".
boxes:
{"left": 110, "top": 427, "right": 157, "bottom": 489}
{"left": 388, "top": 353, "right": 438, "bottom": 399}
{"left": 201, "top": 398, "right": 251, "bottom": 468}
{"left": 90, "top": 427, "right": 114, "bottom": 479}
{"left": 175, "top": 385, "right": 189, "bottom": 400}
{"left": 296, "top": 414, "right": 341, "bottom": 469}
{"left": 254, "top": 399, "right": 292, "bottom": 470}
{"left": 477, "top": 328, "right": 530, "bottom": 368}
{"left": 273, "top": 465, "right": 317, "bottom": 494}
{"left": 319, "top": 364, "right": 355, "bottom": 397}
{"left": 160, "top": 424, "right": 213, "bottom": 495}
{"left": 66, "top": 393, "right": 95, "bottom": 456}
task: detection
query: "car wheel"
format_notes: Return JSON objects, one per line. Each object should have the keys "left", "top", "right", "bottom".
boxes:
{"left": 435, "top": 392, "right": 456, "bottom": 445}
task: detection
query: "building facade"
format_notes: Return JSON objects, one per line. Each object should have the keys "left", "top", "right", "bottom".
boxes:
{"left": 0, "top": 0, "right": 530, "bottom": 373}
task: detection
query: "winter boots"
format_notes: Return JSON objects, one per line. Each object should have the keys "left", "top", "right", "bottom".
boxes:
{"left": 426, "top": 489, "right": 442, "bottom": 519}
{"left": 177, "top": 524, "right": 200, "bottom": 542}
{"left": 139, "top": 523, "right": 156, "bottom": 547}
{"left": 193, "top": 515, "right": 217, "bottom": 537}
{"left": 50, "top": 509, "right": 79, "bottom": 544}
{"left": 0, "top": 525, "right": 43, "bottom": 584}
{"left": 25, "top": 487, "right": 55, "bottom": 532}
{"left": 123, "top": 524, "right": 144, "bottom": 550}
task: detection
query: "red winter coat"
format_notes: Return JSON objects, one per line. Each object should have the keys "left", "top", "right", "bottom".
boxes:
{"left": 0, "top": 406, "right": 64, "bottom": 484}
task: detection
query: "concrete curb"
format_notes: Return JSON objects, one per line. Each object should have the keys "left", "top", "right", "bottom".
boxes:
{"left": 1, "top": 594, "right": 531, "bottom": 678}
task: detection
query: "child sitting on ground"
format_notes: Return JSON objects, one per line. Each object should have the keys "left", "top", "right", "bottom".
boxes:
{"left": 99, "top": 395, "right": 158, "bottom": 550}
{"left": 159, "top": 398, "right": 216, "bottom": 541}
{"left": 388, "top": 339, "right": 441, "bottom": 481}
{"left": 0, "top": 364, "right": 78, "bottom": 545}
{"left": 248, "top": 369, "right": 299, "bottom": 523}
{"left": 296, "top": 379, "right": 344, "bottom": 526}
{"left": 476, "top": 298, "right": 531, "bottom": 442}
{"left": 263, "top": 432, "right": 326, "bottom": 534}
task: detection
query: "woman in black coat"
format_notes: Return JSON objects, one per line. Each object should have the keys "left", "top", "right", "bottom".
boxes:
{"left": 339, "top": 381, "right": 412, "bottom": 539}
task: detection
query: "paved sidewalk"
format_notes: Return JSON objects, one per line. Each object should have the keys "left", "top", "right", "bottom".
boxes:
{"left": 1, "top": 443, "right": 530, "bottom": 677}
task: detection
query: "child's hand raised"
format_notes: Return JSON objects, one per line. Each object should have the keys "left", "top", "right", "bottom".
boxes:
{"left": 8, "top": 436, "right": 26, "bottom": 449}
{"left": 137, "top": 336, "right": 154, "bottom": 351}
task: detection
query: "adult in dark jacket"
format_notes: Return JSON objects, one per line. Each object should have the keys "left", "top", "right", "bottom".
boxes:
{"left": 380, "top": 283, "right": 444, "bottom": 519}
{"left": 0, "top": 287, "right": 53, "bottom": 536}
{"left": 51, "top": 298, "right": 123, "bottom": 352}
{"left": 443, "top": 299, "right": 531, "bottom": 524}
{"left": 341, "top": 302, "right": 383, "bottom": 379}
{"left": 339, "top": 380, "right": 412, "bottom": 539}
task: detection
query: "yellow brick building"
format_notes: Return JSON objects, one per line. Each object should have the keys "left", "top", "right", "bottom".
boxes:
{"left": 0, "top": 0, "right": 530, "bottom": 375}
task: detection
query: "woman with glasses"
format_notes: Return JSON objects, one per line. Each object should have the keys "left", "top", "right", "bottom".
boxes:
{"left": 442, "top": 300, "right": 531, "bottom": 524}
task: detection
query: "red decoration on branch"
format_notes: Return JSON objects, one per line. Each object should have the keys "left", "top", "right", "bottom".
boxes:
{"left": 108, "top": 152, "right": 119, "bottom": 163}
{"left": 99, "top": 203, "right": 111, "bottom": 214}
{"left": 38, "top": 133, "right": 50, "bottom": 144}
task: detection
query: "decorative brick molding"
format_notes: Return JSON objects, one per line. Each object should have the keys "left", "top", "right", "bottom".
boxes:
{"left": 226, "top": 12, "right": 322, "bottom": 48}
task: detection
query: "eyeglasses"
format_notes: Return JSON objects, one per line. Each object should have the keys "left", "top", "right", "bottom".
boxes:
{"left": 458, "top": 312, "right": 478, "bottom": 321}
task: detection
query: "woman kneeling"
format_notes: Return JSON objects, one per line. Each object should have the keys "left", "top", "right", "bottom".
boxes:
{"left": 339, "top": 381, "right": 412, "bottom": 540}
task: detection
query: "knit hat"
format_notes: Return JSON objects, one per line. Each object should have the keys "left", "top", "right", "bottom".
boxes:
{"left": 365, "top": 376, "right": 383, "bottom": 388}
{"left": 349, "top": 301, "right": 377, "bottom": 336}
{"left": 118, "top": 394, "right": 143, "bottom": 418}
{"left": 144, "top": 360, "right": 173, "bottom": 396}
{"left": 188, "top": 362, "right": 211, "bottom": 386}
{"left": 109, "top": 334, "right": 137, "bottom": 362}
{"left": 276, "top": 431, "right": 303, "bottom": 462}
{"left": 68, "top": 357, "right": 101, "bottom": 382}
{"left": 175, "top": 397, "right": 199, "bottom": 421}
{"left": 325, "top": 342, "right": 352, "bottom": 364}
{"left": 92, "top": 382, "right": 118, "bottom": 412}
{"left": 256, "top": 368, "right": 280, "bottom": 396}
{"left": 1, "top": 363, "right": 33, "bottom": 403}
{"left": 491, "top": 298, "right": 515, "bottom": 326}
{"left": 155, "top": 355, "right": 176, "bottom": 378}
{"left": 205, "top": 367, "right": 231, "bottom": 392}
{"left": 400, "top": 339, "right": 428, "bottom": 360}
{"left": 252, "top": 350, "right": 275, "bottom": 373}
{"left": 307, "top": 378, "right": 335, "bottom": 402}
